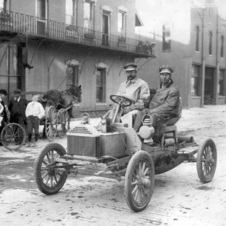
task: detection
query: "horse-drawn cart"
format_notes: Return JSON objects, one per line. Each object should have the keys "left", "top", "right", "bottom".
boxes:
{"left": 34, "top": 94, "right": 217, "bottom": 212}
{"left": 34, "top": 85, "right": 81, "bottom": 142}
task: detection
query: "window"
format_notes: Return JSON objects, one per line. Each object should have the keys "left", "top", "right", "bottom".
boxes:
{"left": 195, "top": 26, "right": 200, "bottom": 52}
{"left": 218, "top": 69, "right": 225, "bottom": 96}
{"left": 37, "top": 0, "right": 46, "bottom": 19}
{"left": 66, "top": 0, "right": 77, "bottom": 26}
{"left": 162, "top": 24, "right": 171, "bottom": 51}
{"left": 66, "top": 66, "right": 79, "bottom": 89}
{"left": 191, "top": 64, "right": 201, "bottom": 96}
{"left": 0, "top": 0, "right": 8, "bottom": 11}
{"left": 84, "top": 0, "right": 94, "bottom": 31}
{"left": 102, "top": 11, "right": 110, "bottom": 46}
{"left": 221, "top": 36, "right": 224, "bottom": 58}
{"left": 37, "top": 0, "right": 47, "bottom": 35}
{"left": 0, "top": 44, "right": 20, "bottom": 101}
{"left": 118, "top": 11, "right": 126, "bottom": 37}
{"left": 209, "top": 31, "right": 213, "bottom": 55}
{"left": 96, "top": 69, "right": 106, "bottom": 103}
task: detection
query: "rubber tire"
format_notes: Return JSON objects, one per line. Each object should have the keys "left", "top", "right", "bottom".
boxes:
{"left": 197, "top": 138, "right": 217, "bottom": 183}
{"left": 1, "top": 123, "right": 26, "bottom": 151}
{"left": 124, "top": 151, "right": 155, "bottom": 212}
{"left": 34, "top": 143, "right": 68, "bottom": 195}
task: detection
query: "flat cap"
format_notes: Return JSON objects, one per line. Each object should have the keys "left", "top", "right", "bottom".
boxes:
{"left": 159, "top": 65, "right": 173, "bottom": 74}
{"left": 14, "top": 89, "right": 22, "bottom": 94}
{"left": 0, "top": 89, "right": 7, "bottom": 95}
{"left": 124, "top": 63, "right": 137, "bottom": 71}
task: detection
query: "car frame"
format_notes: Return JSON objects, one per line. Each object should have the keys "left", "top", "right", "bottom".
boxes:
{"left": 34, "top": 94, "right": 217, "bottom": 212}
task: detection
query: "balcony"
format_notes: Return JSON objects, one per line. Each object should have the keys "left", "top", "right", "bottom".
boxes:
{"left": 0, "top": 10, "right": 155, "bottom": 58}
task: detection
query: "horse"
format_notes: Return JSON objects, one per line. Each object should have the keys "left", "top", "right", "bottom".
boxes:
{"left": 41, "top": 85, "right": 82, "bottom": 109}
{"left": 39, "top": 85, "right": 82, "bottom": 138}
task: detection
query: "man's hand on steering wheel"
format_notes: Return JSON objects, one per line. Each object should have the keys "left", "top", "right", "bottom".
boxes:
{"left": 123, "top": 105, "right": 135, "bottom": 114}
{"left": 110, "top": 95, "right": 132, "bottom": 107}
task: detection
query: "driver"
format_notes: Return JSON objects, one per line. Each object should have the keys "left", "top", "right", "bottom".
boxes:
{"left": 109, "top": 63, "right": 150, "bottom": 127}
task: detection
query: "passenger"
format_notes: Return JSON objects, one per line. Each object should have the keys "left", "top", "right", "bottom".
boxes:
{"left": 134, "top": 65, "right": 181, "bottom": 142}
{"left": 25, "top": 93, "right": 45, "bottom": 147}
{"left": 108, "top": 63, "right": 150, "bottom": 127}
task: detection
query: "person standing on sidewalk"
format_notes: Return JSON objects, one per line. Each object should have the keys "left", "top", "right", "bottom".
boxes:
{"left": 8, "top": 89, "right": 28, "bottom": 144}
{"left": 25, "top": 93, "right": 45, "bottom": 147}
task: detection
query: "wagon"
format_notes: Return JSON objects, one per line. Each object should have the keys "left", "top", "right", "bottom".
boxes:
{"left": 34, "top": 94, "right": 217, "bottom": 212}
{"left": 37, "top": 85, "right": 81, "bottom": 142}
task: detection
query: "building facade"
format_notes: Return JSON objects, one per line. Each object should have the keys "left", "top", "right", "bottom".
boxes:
{"left": 0, "top": 0, "right": 155, "bottom": 116}
{"left": 136, "top": 0, "right": 226, "bottom": 108}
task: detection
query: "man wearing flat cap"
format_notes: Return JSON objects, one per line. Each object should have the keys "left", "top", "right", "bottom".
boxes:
{"left": 108, "top": 62, "right": 150, "bottom": 127}
{"left": 8, "top": 89, "right": 28, "bottom": 143}
{"left": 134, "top": 65, "right": 181, "bottom": 142}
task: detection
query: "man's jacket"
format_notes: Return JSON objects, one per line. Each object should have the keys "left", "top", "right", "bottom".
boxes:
{"left": 117, "top": 77, "right": 150, "bottom": 110}
{"left": 8, "top": 97, "right": 27, "bottom": 123}
{"left": 149, "top": 79, "right": 180, "bottom": 117}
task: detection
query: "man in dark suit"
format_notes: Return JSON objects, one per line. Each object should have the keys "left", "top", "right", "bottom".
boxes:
{"left": 8, "top": 89, "right": 28, "bottom": 143}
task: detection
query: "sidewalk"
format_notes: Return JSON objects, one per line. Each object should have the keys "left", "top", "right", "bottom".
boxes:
{"left": 0, "top": 105, "right": 226, "bottom": 162}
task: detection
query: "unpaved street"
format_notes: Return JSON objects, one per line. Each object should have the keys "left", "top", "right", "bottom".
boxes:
{"left": 0, "top": 106, "right": 226, "bottom": 226}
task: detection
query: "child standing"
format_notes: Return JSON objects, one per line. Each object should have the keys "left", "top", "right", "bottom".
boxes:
{"left": 25, "top": 93, "right": 45, "bottom": 147}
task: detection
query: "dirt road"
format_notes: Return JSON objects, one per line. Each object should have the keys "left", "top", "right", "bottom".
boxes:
{"left": 0, "top": 106, "right": 226, "bottom": 226}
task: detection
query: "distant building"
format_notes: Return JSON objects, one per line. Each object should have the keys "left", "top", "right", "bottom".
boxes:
{"left": 136, "top": 0, "right": 226, "bottom": 108}
{"left": 0, "top": 0, "right": 155, "bottom": 116}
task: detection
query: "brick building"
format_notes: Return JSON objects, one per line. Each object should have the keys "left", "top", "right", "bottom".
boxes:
{"left": 0, "top": 0, "right": 155, "bottom": 116}
{"left": 136, "top": 0, "right": 226, "bottom": 108}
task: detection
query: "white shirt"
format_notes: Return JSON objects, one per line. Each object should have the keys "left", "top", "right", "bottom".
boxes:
{"left": 26, "top": 101, "right": 45, "bottom": 119}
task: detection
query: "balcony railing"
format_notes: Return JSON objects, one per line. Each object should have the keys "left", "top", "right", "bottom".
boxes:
{"left": 0, "top": 10, "right": 155, "bottom": 57}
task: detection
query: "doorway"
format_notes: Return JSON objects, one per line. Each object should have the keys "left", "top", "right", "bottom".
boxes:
{"left": 37, "top": 0, "right": 47, "bottom": 35}
{"left": 204, "top": 67, "right": 214, "bottom": 105}
{"left": 102, "top": 12, "right": 110, "bottom": 46}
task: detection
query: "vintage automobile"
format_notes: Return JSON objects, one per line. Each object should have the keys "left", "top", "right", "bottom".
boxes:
{"left": 34, "top": 94, "right": 217, "bottom": 212}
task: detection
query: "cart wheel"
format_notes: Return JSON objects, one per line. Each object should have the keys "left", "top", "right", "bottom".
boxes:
{"left": 45, "top": 106, "right": 57, "bottom": 142}
{"left": 1, "top": 123, "right": 26, "bottom": 151}
{"left": 196, "top": 138, "right": 217, "bottom": 183}
{"left": 205, "top": 98, "right": 214, "bottom": 105}
{"left": 34, "top": 143, "right": 68, "bottom": 195}
{"left": 124, "top": 150, "right": 155, "bottom": 212}
{"left": 57, "top": 109, "right": 70, "bottom": 138}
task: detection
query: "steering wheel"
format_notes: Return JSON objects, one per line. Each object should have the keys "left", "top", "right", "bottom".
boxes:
{"left": 110, "top": 95, "right": 132, "bottom": 107}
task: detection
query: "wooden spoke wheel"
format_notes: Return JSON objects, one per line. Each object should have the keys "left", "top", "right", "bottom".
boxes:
{"left": 197, "top": 138, "right": 217, "bottom": 183}
{"left": 34, "top": 143, "right": 68, "bottom": 195}
{"left": 124, "top": 151, "right": 155, "bottom": 212}
{"left": 45, "top": 106, "right": 57, "bottom": 142}
{"left": 1, "top": 123, "right": 26, "bottom": 151}
{"left": 57, "top": 109, "right": 70, "bottom": 138}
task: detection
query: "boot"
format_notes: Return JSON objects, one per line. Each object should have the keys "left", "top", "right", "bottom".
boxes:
{"left": 26, "top": 134, "right": 32, "bottom": 147}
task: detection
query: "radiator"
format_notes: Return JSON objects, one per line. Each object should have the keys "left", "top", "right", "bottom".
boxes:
{"left": 67, "top": 125, "right": 126, "bottom": 158}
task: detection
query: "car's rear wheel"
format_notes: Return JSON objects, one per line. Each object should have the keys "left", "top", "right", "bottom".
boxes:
{"left": 197, "top": 138, "right": 217, "bottom": 183}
